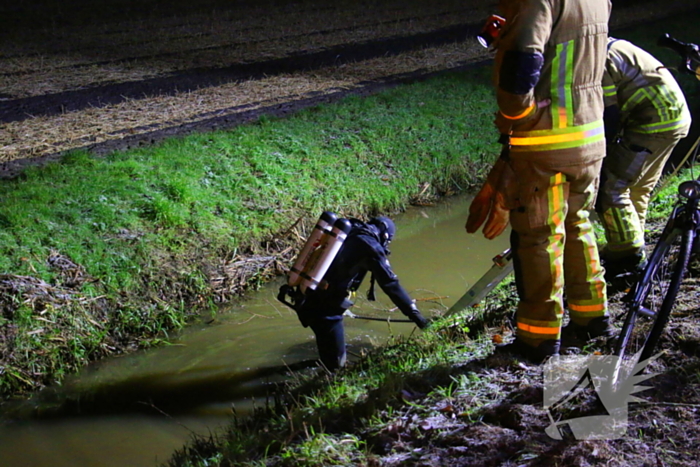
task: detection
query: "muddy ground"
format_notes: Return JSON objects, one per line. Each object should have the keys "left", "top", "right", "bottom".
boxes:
{"left": 355, "top": 273, "right": 700, "bottom": 467}
{"left": 2, "top": 1, "right": 700, "bottom": 465}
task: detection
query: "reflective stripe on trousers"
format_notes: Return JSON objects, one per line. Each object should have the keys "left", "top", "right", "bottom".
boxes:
{"left": 600, "top": 206, "right": 645, "bottom": 254}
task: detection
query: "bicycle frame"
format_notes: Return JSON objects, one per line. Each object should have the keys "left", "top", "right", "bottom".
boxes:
{"left": 615, "top": 171, "right": 700, "bottom": 366}
{"left": 630, "top": 191, "right": 699, "bottom": 311}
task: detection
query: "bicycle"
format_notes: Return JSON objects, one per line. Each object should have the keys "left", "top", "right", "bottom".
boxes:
{"left": 613, "top": 33, "right": 700, "bottom": 369}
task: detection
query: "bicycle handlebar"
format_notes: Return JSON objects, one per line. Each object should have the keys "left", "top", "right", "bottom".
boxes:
{"left": 658, "top": 33, "right": 700, "bottom": 76}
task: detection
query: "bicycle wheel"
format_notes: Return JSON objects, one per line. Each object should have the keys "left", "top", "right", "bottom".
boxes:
{"left": 614, "top": 223, "right": 691, "bottom": 364}
{"left": 640, "top": 227, "right": 694, "bottom": 362}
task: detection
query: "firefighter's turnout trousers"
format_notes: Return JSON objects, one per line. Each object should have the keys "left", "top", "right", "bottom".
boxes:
{"left": 509, "top": 157, "right": 607, "bottom": 347}
{"left": 598, "top": 39, "right": 692, "bottom": 259}
{"left": 599, "top": 132, "right": 687, "bottom": 259}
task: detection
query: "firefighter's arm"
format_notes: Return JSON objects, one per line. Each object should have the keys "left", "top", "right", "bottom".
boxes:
{"left": 369, "top": 249, "right": 430, "bottom": 329}
{"left": 494, "top": 1, "right": 552, "bottom": 134}
{"left": 602, "top": 64, "right": 621, "bottom": 141}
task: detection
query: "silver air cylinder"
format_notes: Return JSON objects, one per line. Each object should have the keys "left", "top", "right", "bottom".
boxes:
{"left": 299, "top": 217, "right": 352, "bottom": 293}
{"left": 287, "top": 211, "right": 337, "bottom": 286}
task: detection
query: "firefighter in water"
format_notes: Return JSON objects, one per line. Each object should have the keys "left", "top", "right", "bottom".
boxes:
{"left": 281, "top": 216, "right": 429, "bottom": 371}
{"left": 466, "top": 0, "right": 612, "bottom": 362}
{"left": 597, "top": 38, "right": 692, "bottom": 279}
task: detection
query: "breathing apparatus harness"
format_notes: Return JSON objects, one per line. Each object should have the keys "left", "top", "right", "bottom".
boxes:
{"left": 277, "top": 213, "right": 389, "bottom": 313}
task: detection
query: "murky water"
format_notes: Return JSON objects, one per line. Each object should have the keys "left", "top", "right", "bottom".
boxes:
{"left": 0, "top": 194, "right": 509, "bottom": 467}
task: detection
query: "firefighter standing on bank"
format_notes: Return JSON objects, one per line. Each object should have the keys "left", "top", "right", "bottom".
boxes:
{"left": 597, "top": 38, "right": 692, "bottom": 279}
{"left": 467, "top": 0, "right": 612, "bottom": 362}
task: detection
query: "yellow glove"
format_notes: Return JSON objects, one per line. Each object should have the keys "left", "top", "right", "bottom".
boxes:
{"left": 482, "top": 165, "right": 513, "bottom": 240}
{"left": 466, "top": 159, "right": 503, "bottom": 235}
{"left": 466, "top": 157, "right": 517, "bottom": 240}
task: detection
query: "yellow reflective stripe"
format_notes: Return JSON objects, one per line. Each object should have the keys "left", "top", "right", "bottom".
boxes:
{"left": 510, "top": 133, "right": 605, "bottom": 152}
{"left": 557, "top": 106, "right": 568, "bottom": 129}
{"left": 655, "top": 86, "right": 673, "bottom": 122}
{"left": 551, "top": 174, "right": 565, "bottom": 231}
{"left": 546, "top": 173, "right": 566, "bottom": 319}
{"left": 551, "top": 40, "right": 574, "bottom": 129}
{"left": 611, "top": 207, "right": 628, "bottom": 241}
{"left": 510, "top": 120, "right": 604, "bottom": 151}
{"left": 512, "top": 129, "right": 592, "bottom": 146}
{"left": 635, "top": 117, "right": 691, "bottom": 133}
{"left": 547, "top": 173, "right": 565, "bottom": 267}
{"left": 623, "top": 84, "right": 691, "bottom": 133}
{"left": 562, "top": 42, "right": 575, "bottom": 128}
{"left": 603, "top": 84, "right": 616, "bottom": 97}
{"left": 578, "top": 213, "right": 606, "bottom": 300}
{"left": 601, "top": 207, "right": 644, "bottom": 251}
{"left": 517, "top": 322, "right": 561, "bottom": 335}
{"left": 500, "top": 103, "right": 536, "bottom": 121}
{"left": 511, "top": 120, "right": 603, "bottom": 138}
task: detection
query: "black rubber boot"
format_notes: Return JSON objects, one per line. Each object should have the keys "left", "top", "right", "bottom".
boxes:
{"left": 563, "top": 316, "right": 614, "bottom": 342}
{"left": 495, "top": 338, "right": 560, "bottom": 364}
{"left": 602, "top": 251, "right": 646, "bottom": 281}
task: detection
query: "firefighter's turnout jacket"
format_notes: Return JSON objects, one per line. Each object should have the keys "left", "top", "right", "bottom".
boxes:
{"left": 493, "top": 0, "right": 611, "bottom": 348}
{"left": 598, "top": 38, "right": 692, "bottom": 258}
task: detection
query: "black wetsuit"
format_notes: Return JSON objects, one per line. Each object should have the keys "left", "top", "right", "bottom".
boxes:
{"left": 297, "top": 222, "right": 425, "bottom": 370}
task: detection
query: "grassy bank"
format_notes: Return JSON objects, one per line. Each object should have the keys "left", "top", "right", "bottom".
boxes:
{"left": 0, "top": 65, "right": 499, "bottom": 399}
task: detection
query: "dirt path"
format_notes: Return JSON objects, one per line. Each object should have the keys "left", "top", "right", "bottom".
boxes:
{"left": 2, "top": 0, "right": 698, "bottom": 178}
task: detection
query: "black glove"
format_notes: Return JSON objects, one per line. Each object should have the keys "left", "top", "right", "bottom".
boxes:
{"left": 414, "top": 315, "right": 431, "bottom": 329}
{"left": 407, "top": 306, "right": 430, "bottom": 329}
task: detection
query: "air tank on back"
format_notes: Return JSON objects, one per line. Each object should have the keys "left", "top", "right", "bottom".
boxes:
{"left": 299, "top": 217, "right": 352, "bottom": 293}
{"left": 287, "top": 211, "right": 337, "bottom": 287}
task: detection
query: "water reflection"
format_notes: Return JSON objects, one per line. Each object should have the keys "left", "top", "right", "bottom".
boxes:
{"left": 0, "top": 194, "right": 509, "bottom": 467}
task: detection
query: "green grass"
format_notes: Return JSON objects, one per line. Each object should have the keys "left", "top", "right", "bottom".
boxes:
{"left": 1, "top": 68, "right": 497, "bottom": 281}
{"left": 647, "top": 164, "right": 700, "bottom": 224}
